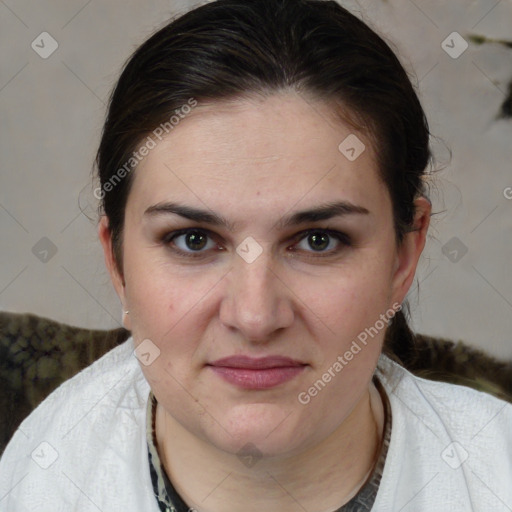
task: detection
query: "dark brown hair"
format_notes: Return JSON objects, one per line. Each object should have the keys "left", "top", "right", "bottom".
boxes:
{"left": 95, "top": 0, "right": 433, "bottom": 362}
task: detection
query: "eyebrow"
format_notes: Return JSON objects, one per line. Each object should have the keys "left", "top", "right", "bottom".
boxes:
{"left": 143, "top": 200, "right": 370, "bottom": 230}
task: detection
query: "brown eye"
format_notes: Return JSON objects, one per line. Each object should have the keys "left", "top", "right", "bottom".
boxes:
{"left": 292, "top": 229, "right": 351, "bottom": 257}
{"left": 163, "top": 229, "right": 217, "bottom": 258}
{"left": 307, "top": 232, "right": 330, "bottom": 251}
{"left": 182, "top": 230, "right": 208, "bottom": 251}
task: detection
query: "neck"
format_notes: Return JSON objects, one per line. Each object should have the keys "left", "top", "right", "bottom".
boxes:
{"left": 155, "top": 381, "right": 384, "bottom": 512}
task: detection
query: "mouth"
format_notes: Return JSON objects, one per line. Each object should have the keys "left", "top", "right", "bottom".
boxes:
{"left": 207, "top": 355, "right": 307, "bottom": 390}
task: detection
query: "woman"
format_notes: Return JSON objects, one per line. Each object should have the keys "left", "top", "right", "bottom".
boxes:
{"left": 1, "top": 0, "right": 511, "bottom": 510}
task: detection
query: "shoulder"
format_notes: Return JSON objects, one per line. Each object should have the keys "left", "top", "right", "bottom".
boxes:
{"left": 373, "top": 353, "right": 512, "bottom": 511}
{"left": 0, "top": 337, "right": 157, "bottom": 511}
{"left": 376, "top": 352, "right": 512, "bottom": 436}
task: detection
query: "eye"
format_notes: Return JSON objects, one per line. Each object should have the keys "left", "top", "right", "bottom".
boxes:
{"left": 163, "top": 229, "right": 219, "bottom": 258}
{"left": 291, "top": 229, "right": 351, "bottom": 257}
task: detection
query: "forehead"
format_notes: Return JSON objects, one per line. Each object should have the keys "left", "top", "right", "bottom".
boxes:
{"left": 162, "top": 92, "right": 374, "bottom": 165}
{"left": 129, "top": 92, "right": 387, "bottom": 219}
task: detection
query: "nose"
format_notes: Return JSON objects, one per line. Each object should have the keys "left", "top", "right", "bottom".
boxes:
{"left": 219, "top": 249, "right": 294, "bottom": 343}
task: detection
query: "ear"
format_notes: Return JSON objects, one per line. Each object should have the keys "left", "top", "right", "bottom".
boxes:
{"left": 390, "top": 196, "right": 431, "bottom": 306}
{"left": 98, "top": 216, "right": 131, "bottom": 330}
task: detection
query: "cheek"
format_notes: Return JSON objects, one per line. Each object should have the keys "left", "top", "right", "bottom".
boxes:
{"left": 124, "top": 264, "right": 219, "bottom": 387}
{"left": 311, "top": 258, "right": 394, "bottom": 334}
{"left": 303, "top": 268, "right": 394, "bottom": 390}
{"left": 122, "top": 239, "right": 202, "bottom": 339}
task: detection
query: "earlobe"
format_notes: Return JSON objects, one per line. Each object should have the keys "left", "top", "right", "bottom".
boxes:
{"left": 121, "top": 308, "right": 131, "bottom": 330}
{"left": 391, "top": 196, "right": 431, "bottom": 305}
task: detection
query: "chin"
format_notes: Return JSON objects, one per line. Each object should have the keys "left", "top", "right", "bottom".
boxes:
{"left": 206, "top": 403, "right": 309, "bottom": 459}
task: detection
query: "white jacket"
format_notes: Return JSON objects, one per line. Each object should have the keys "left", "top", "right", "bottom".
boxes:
{"left": 0, "top": 337, "right": 511, "bottom": 511}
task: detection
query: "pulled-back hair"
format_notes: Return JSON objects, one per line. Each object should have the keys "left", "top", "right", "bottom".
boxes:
{"left": 95, "top": 0, "right": 433, "bottom": 362}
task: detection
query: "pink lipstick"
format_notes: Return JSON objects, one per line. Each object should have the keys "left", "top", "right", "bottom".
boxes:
{"left": 207, "top": 355, "right": 306, "bottom": 390}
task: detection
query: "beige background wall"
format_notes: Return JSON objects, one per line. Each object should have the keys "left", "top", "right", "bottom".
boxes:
{"left": 1, "top": 0, "right": 511, "bottom": 357}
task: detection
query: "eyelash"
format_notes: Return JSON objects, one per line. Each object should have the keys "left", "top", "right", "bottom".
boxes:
{"left": 161, "top": 228, "right": 352, "bottom": 260}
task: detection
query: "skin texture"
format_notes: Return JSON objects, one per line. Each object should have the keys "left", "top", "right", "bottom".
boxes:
{"left": 99, "top": 92, "right": 431, "bottom": 511}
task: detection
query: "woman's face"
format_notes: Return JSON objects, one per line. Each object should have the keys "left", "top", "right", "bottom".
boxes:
{"left": 100, "top": 92, "right": 428, "bottom": 457}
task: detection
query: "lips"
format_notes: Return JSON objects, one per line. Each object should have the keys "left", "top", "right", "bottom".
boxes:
{"left": 207, "top": 356, "right": 307, "bottom": 389}
{"left": 209, "top": 355, "right": 305, "bottom": 369}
